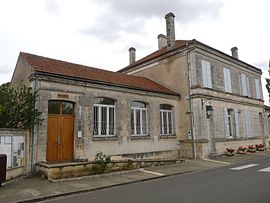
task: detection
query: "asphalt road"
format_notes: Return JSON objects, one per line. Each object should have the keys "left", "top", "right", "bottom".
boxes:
{"left": 44, "top": 156, "right": 270, "bottom": 203}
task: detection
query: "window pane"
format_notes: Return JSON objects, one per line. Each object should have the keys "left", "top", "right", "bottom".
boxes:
{"left": 93, "top": 106, "right": 99, "bottom": 135}
{"left": 109, "top": 107, "right": 114, "bottom": 135}
{"left": 131, "top": 109, "right": 134, "bottom": 135}
{"left": 160, "top": 111, "right": 163, "bottom": 134}
{"left": 131, "top": 101, "right": 146, "bottom": 108}
{"left": 136, "top": 109, "right": 141, "bottom": 134}
{"left": 163, "top": 112, "right": 167, "bottom": 134}
{"left": 101, "top": 107, "right": 107, "bottom": 135}
{"left": 142, "top": 110, "right": 147, "bottom": 134}
{"left": 168, "top": 112, "right": 172, "bottom": 134}
{"left": 62, "top": 102, "right": 73, "bottom": 115}
{"left": 94, "top": 97, "right": 114, "bottom": 105}
{"left": 48, "top": 101, "right": 60, "bottom": 114}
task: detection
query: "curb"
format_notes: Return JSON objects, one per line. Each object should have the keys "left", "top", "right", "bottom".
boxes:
{"left": 16, "top": 169, "right": 197, "bottom": 203}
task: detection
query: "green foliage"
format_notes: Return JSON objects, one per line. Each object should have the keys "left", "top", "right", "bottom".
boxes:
{"left": 92, "top": 152, "right": 110, "bottom": 174}
{"left": 0, "top": 82, "right": 43, "bottom": 129}
{"left": 266, "top": 78, "right": 270, "bottom": 100}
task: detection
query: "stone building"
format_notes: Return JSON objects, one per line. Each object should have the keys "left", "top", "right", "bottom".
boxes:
{"left": 11, "top": 52, "right": 181, "bottom": 164}
{"left": 10, "top": 12, "right": 268, "bottom": 168}
{"left": 119, "top": 12, "right": 267, "bottom": 158}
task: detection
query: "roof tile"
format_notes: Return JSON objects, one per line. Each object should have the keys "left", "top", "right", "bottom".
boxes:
{"left": 20, "top": 52, "right": 178, "bottom": 96}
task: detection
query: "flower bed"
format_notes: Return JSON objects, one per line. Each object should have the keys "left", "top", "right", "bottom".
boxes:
{"left": 225, "top": 148, "right": 235, "bottom": 156}
{"left": 238, "top": 146, "right": 246, "bottom": 154}
{"left": 247, "top": 145, "right": 256, "bottom": 153}
{"left": 256, "top": 144, "right": 264, "bottom": 151}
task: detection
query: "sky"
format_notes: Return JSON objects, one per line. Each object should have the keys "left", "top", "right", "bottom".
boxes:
{"left": 0, "top": 0, "right": 269, "bottom": 102}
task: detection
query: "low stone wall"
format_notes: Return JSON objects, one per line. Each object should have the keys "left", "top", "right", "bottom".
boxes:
{"left": 0, "top": 129, "right": 30, "bottom": 181}
{"left": 36, "top": 159, "right": 183, "bottom": 180}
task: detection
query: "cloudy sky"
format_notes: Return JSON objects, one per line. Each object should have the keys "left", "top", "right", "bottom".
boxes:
{"left": 0, "top": 0, "right": 269, "bottom": 102}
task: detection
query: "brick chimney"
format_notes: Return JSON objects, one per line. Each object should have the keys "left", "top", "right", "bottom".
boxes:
{"left": 165, "top": 12, "right": 176, "bottom": 48}
{"left": 231, "top": 47, "right": 238, "bottom": 59}
{"left": 157, "top": 34, "right": 167, "bottom": 49}
{"left": 129, "top": 47, "right": 136, "bottom": 65}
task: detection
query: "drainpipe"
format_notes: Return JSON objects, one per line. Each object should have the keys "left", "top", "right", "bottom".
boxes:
{"left": 31, "top": 78, "right": 37, "bottom": 174}
{"left": 186, "top": 44, "right": 196, "bottom": 159}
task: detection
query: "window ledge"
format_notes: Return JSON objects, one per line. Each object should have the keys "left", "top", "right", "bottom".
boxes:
{"left": 92, "top": 136, "right": 119, "bottom": 141}
{"left": 160, "top": 135, "right": 177, "bottom": 139}
{"left": 130, "top": 135, "right": 151, "bottom": 140}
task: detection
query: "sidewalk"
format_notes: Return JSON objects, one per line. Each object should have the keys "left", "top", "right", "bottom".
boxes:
{"left": 1, "top": 150, "right": 270, "bottom": 203}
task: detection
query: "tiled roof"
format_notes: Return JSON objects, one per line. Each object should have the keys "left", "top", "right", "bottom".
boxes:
{"left": 118, "top": 40, "right": 192, "bottom": 72}
{"left": 20, "top": 52, "right": 178, "bottom": 96}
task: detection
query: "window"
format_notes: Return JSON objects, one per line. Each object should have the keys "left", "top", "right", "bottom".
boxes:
{"left": 131, "top": 102, "right": 148, "bottom": 136}
{"left": 255, "top": 79, "right": 262, "bottom": 99}
{"left": 223, "top": 68, "right": 232, "bottom": 93}
{"left": 160, "top": 104, "right": 174, "bottom": 135}
{"left": 201, "top": 60, "right": 212, "bottom": 88}
{"left": 93, "top": 98, "right": 115, "bottom": 136}
{"left": 241, "top": 74, "right": 250, "bottom": 97}
{"left": 245, "top": 111, "right": 253, "bottom": 138}
{"left": 224, "top": 108, "right": 240, "bottom": 139}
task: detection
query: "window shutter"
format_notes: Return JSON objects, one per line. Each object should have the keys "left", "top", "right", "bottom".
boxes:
{"left": 241, "top": 74, "right": 247, "bottom": 96}
{"left": 227, "top": 69, "right": 232, "bottom": 92}
{"left": 224, "top": 108, "right": 230, "bottom": 138}
{"left": 224, "top": 68, "right": 232, "bottom": 93}
{"left": 234, "top": 109, "right": 240, "bottom": 138}
{"left": 245, "top": 111, "right": 252, "bottom": 138}
{"left": 207, "top": 64, "right": 212, "bottom": 88}
{"left": 255, "top": 79, "right": 262, "bottom": 99}
{"left": 247, "top": 77, "right": 250, "bottom": 97}
{"left": 202, "top": 60, "right": 212, "bottom": 88}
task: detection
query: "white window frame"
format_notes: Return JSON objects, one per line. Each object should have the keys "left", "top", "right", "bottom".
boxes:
{"left": 93, "top": 103, "right": 115, "bottom": 137}
{"left": 202, "top": 60, "right": 212, "bottom": 88}
{"left": 131, "top": 107, "right": 148, "bottom": 136}
{"left": 160, "top": 109, "right": 174, "bottom": 135}
{"left": 223, "top": 68, "right": 232, "bottom": 93}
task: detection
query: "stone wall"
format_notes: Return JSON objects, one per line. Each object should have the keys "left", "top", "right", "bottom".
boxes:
{"left": 34, "top": 77, "right": 181, "bottom": 162}
{"left": 0, "top": 129, "right": 30, "bottom": 180}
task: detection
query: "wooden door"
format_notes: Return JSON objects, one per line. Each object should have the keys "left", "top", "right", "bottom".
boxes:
{"left": 47, "top": 101, "right": 74, "bottom": 163}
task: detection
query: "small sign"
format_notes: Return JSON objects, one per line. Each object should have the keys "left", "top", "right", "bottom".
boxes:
{"left": 57, "top": 93, "right": 69, "bottom": 99}
{"left": 77, "top": 131, "right": 82, "bottom": 138}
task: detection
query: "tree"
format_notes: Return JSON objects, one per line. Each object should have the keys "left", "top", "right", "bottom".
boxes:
{"left": 266, "top": 60, "right": 270, "bottom": 101}
{"left": 0, "top": 82, "right": 43, "bottom": 129}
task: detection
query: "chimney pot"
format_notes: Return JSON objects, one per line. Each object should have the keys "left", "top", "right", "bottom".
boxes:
{"left": 157, "top": 34, "right": 167, "bottom": 49}
{"left": 129, "top": 47, "right": 136, "bottom": 65}
{"left": 165, "top": 12, "right": 176, "bottom": 49}
{"left": 231, "top": 47, "right": 238, "bottom": 59}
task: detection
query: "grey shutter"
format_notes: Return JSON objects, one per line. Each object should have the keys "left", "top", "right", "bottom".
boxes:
{"left": 202, "top": 61, "right": 208, "bottom": 87}
{"left": 245, "top": 111, "right": 252, "bottom": 138}
{"left": 223, "top": 68, "right": 227, "bottom": 91}
{"left": 247, "top": 77, "right": 250, "bottom": 97}
{"left": 255, "top": 79, "right": 261, "bottom": 99}
{"left": 202, "top": 60, "right": 212, "bottom": 88}
{"left": 224, "top": 108, "right": 230, "bottom": 138}
{"left": 207, "top": 63, "right": 212, "bottom": 88}
{"left": 227, "top": 69, "right": 232, "bottom": 92}
{"left": 241, "top": 74, "right": 247, "bottom": 96}
{"left": 234, "top": 109, "right": 240, "bottom": 138}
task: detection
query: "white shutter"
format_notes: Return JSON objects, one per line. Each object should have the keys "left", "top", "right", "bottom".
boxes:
{"left": 202, "top": 60, "right": 212, "bottom": 88}
{"left": 234, "top": 109, "right": 240, "bottom": 138}
{"left": 224, "top": 108, "right": 230, "bottom": 138}
{"left": 227, "top": 69, "right": 232, "bottom": 92}
{"left": 255, "top": 79, "right": 262, "bottom": 99}
{"left": 259, "top": 80, "right": 263, "bottom": 100}
{"left": 245, "top": 111, "right": 252, "bottom": 138}
{"left": 224, "top": 68, "right": 232, "bottom": 93}
{"left": 207, "top": 64, "right": 212, "bottom": 88}
{"left": 247, "top": 77, "right": 250, "bottom": 97}
{"left": 241, "top": 74, "right": 247, "bottom": 96}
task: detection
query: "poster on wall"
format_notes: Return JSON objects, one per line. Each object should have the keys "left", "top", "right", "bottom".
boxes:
{"left": 0, "top": 135, "right": 25, "bottom": 168}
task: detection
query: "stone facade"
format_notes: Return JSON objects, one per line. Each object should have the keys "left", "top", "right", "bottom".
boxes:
{"left": 120, "top": 13, "right": 266, "bottom": 158}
